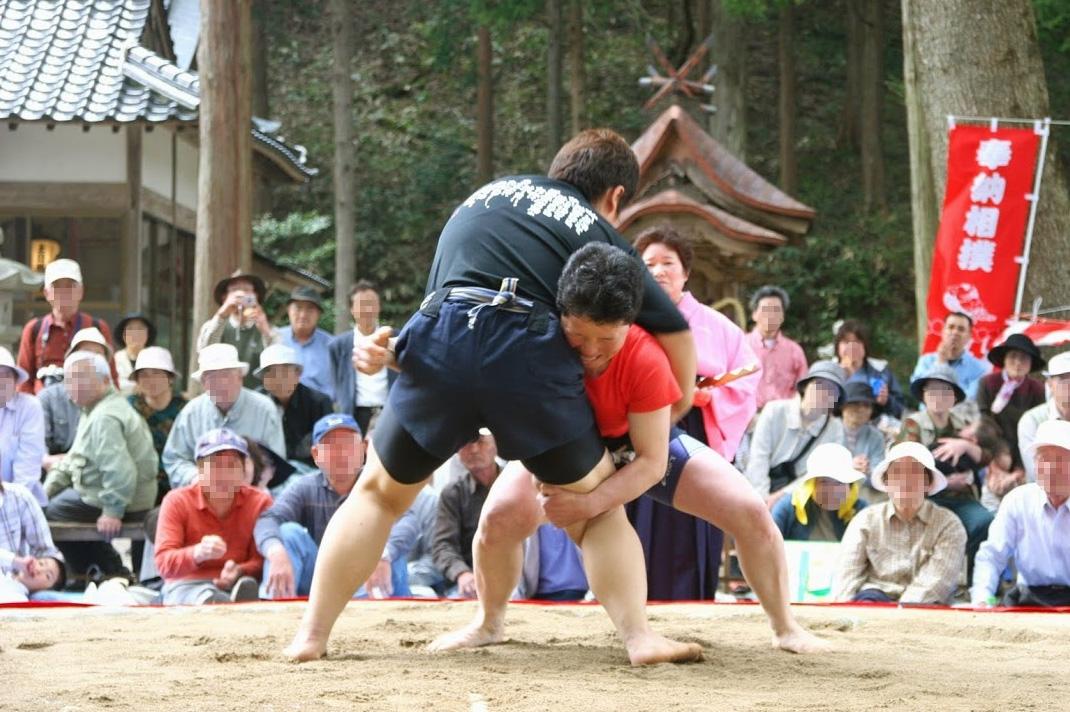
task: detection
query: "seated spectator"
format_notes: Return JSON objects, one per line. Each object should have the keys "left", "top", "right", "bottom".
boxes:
{"left": 197, "top": 270, "right": 279, "bottom": 388}
{"left": 43, "top": 352, "right": 158, "bottom": 582}
{"left": 911, "top": 311, "right": 991, "bottom": 401}
{"left": 278, "top": 287, "right": 334, "bottom": 400}
{"left": 899, "top": 364, "right": 994, "bottom": 581}
{"left": 243, "top": 437, "right": 295, "bottom": 491}
{"left": 0, "top": 551, "right": 66, "bottom": 603}
{"left": 432, "top": 428, "right": 501, "bottom": 598}
{"left": 839, "top": 381, "right": 887, "bottom": 499}
{"left": 514, "top": 523, "right": 588, "bottom": 601}
{"left": 328, "top": 281, "right": 396, "bottom": 434}
{"left": 162, "top": 343, "right": 285, "bottom": 490}
{"left": 972, "top": 420, "right": 1070, "bottom": 607}
{"left": 155, "top": 428, "right": 270, "bottom": 604}
{"left": 745, "top": 285, "right": 808, "bottom": 410}
{"left": 0, "top": 346, "right": 46, "bottom": 505}
{"left": 772, "top": 443, "right": 867, "bottom": 541}
{"left": 17, "top": 258, "right": 116, "bottom": 394}
{"left": 835, "top": 319, "right": 905, "bottom": 420}
{"left": 113, "top": 313, "right": 156, "bottom": 395}
{"left": 396, "top": 484, "right": 441, "bottom": 595}
{"left": 745, "top": 361, "right": 846, "bottom": 507}
{"left": 1018, "top": 351, "right": 1070, "bottom": 482}
{"left": 128, "top": 347, "right": 188, "bottom": 505}
{"left": 255, "top": 344, "right": 334, "bottom": 466}
{"left": 835, "top": 442, "right": 966, "bottom": 604}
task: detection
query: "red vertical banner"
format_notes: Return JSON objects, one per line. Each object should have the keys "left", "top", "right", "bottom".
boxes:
{"left": 924, "top": 124, "right": 1040, "bottom": 357}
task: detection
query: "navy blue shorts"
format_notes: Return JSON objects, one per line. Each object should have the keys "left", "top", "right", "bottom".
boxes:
{"left": 376, "top": 295, "right": 604, "bottom": 486}
{"left": 608, "top": 427, "right": 708, "bottom": 507}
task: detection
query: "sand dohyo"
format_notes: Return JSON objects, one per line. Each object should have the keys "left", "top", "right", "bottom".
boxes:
{"left": 1, "top": 599, "right": 1068, "bottom": 711}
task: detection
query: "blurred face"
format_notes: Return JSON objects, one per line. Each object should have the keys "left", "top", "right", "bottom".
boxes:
{"left": 884, "top": 459, "right": 929, "bottom": 512}
{"left": 458, "top": 434, "right": 499, "bottom": 487}
{"left": 123, "top": 320, "right": 150, "bottom": 351}
{"left": 641, "top": 242, "right": 688, "bottom": 304}
{"left": 198, "top": 450, "right": 247, "bottom": 499}
{"left": 941, "top": 315, "right": 972, "bottom": 356}
{"left": 813, "top": 477, "right": 849, "bottom": 511}
{"left": 261, "top": 364, "right": 301, "bottom": 401}
{"left": 0, "top": 369, "right": 17, "bottom": 407}
{"left": 135, "top": 368, "right": 172, "bottom": 400}
{"left": 801, "top": 379, "right": 837, "bottom": 413}
{"left": 311, "top": 428, "right": 364, "bottom": 490}
{"left": 752, "top": 296, "right": 785, "bottom": 337}
{"left": 922, "top": 381, "right": 955, "bottom": 416}
{"left": 226, "top": 279, "right": 257, "bottom": 301}
{"left": 15, "top": 557, "right": 61, "bottom": 593}
{"left": 44, "top": 278, "right": 83, "bottom": 316}
{"left": 350, "top": 289, "right": 380, "bottom": 332}
{"left": 64, "top": 360, "right": 107, "bottom": 407}
{"left": 287, "top": 301, "right": 321, "bottom": 337}
{"left": 841, "top": 401, "right": 873, "bottom": 429}
{"left": 201, "top": 368, "right": 243, "bottom": 411}
{"left": 1036, "top": 445, "right": 1070, "bottom": 505}
{"left": 1003, "top": 350, "right": 1032, "bottom": 379}
{"left": 1051, "top": 374, "right": 1070, "bottom": 417}
{"left": 561, "top": 314, "right": 630, "bottom": 376}
{"left": 837, "top": 333, "right": 866, "bottom": 366}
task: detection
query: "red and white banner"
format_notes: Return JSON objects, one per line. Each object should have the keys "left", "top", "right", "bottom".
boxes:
{"left": 999, "top": 318, "right": 1070, "bottom": 349}
{"left": 924, "top": 124, "right": 1040, "bottom": 356}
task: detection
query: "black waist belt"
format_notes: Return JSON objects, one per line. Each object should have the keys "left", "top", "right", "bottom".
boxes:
{"left": 420, "top": 278, "right": 550, "bottom": 334}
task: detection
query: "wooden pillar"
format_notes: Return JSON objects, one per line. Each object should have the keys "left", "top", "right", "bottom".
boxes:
{"left": 331, "top": 0, "right": 355, "bottom": 333}
{"left": 192, "top": 0, "right": 253, "bottom": 372}
{"left": 123, "top": 125, "right": 143, "bottom": 315}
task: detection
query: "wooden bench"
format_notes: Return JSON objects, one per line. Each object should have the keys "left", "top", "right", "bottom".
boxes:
{"left": 48, "top": 521, "right": 146, "bottom": 543}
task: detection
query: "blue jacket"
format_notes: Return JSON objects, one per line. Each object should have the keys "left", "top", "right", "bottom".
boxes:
{"left": 771, "top": 495, "right": 867, "bottom": 542}
{"left": 327, "top": 331, "right": 397, "bottom": 416}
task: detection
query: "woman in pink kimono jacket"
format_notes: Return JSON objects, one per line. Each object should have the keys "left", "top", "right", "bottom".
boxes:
{"left": 627, "top": 225, "right": 760, "bottom": 600}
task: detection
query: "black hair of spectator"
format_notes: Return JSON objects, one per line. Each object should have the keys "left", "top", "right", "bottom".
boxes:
{"left": 51, "top": 556, "right": 67, "bottom": 591}
{"left": 347, "top": 280, "right": 378, "bottom": 305}
{"left": 835, "top": 319, "right": 872, "bottom": 358}
{"left": 947, "top": 311, "right": 974, "bottom": 328}
{"left": 548, "top": 128, "right": 639, "bottom": 208}
{"left": 632, "top": 224, "right": 694, "bottom": 275}
{"left": 557, "top": 243, "right": 644, "bottom": 325}
{"left": 749, "top": 285, "right": 790, "bottom": 313}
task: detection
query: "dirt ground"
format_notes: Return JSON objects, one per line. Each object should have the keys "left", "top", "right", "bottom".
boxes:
{"left": 1, "top": 599, "right": 1068, "bottom": 711}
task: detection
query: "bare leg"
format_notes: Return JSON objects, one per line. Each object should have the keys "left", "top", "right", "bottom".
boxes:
{"left": 284, "top": 442, "right": 427, "bottom": 661}
{"left": 671, "top": 449, "right": 830, "bottom": 654}
{"left": 427, "top": 463, "right": 544, "bottom": 652}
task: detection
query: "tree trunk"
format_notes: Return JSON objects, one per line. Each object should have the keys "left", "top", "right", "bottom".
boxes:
{"left": 859, "top": 0, "right": 886, "bottom": 212}
{"left": 250, "top": 0, "right": 272, "bottom": 217}
{"left": 707, "top": 0, "right": 747, "bottom": 159}
{"left": 546, "top": 0, "right": 564, "bottom": 160}
{"left": 838, "top": 0, "right": 861, "bottom": 149}
{"left": 902, "top": 0, "right": 1070, "bottom": 341}
{"left": 193, "top": 0, "right": 252, "bottom": 374}
{"left": 331, "top": 0, "right": 355, "bottom": 333}
{"left": 476, "top": 26, "right": 494, "bottom": 184}
{"left": 567, "top": 0, "right": 585, "bottom": 135}
{"left": 777, "top": 2, "right": 797, "bottom": 194}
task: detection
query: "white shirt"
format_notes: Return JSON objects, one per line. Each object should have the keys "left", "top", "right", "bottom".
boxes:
{"left": 971, "top": 483, "right": 1070, "bottom": 604}
{"left": 355, "top": 369, "right": 389, "bottom": 408}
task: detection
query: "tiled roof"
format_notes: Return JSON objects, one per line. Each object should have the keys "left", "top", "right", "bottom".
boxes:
{"left": 0, "top": 0, "right": 316, "bottom": 180}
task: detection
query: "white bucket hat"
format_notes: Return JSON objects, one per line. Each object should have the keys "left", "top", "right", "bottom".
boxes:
{"left": 1027, "top": 419, "right": 1070, "bottom": 455}
{"left": 871, "top": 441, "right": 947, "bottom": 496}
{"left": 192, "top": 343, "right": 249, "bottom": 380}
{"left": 799, "top": 443, "right": 865, "bottom": 485}
{"left": 0, "top": 346, "right": 29, "bottom": 385}
{"left": 1044, "top": 351, "right": 1070, "bottom": 378}
{"left": 132, "top": 346, "right": 177, "bottom": 377}
{"left": 254, "top": 344, "right": 302, "bottom": 378}
{"left": 66, "top": 327, "right": 111, "bottom": 357}
{"left": 44, "top": 258, "right": 82, "bottom": 286}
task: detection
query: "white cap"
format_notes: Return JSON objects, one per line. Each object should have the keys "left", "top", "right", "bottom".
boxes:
{"left": 799, "top": 443, "right": 865, "bottom": 485}
{"left": 1044, "top": 351, "right": 1070, "bottom": 378}
{"left": 66, "top": 327, "right": 111, "bottom": 357}
{"left": 1028, "top": 419, "right": 1070, "bottom": 455}
{"left": 0, "top": 346, "right": 29, "bottom": 385}
{"left": 192, "top": 343, "right": 249, "bottom": 380}
{"left": 132, "top": 346, "right": 176, "bottom": 376}
{"left": 44, "top": 258, "right": 82, "bottom": 286}
{"left": 254, "top": 344, "right": 302, "bottom": 378}
{"left": 871, "top": 441, "right": 947, "bottom": 496}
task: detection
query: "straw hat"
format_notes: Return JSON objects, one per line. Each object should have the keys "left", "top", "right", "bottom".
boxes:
{"left": 132, "top": 346, "right": 177, "bottom": 377}
{"left": 192, "top": 343, "right": 249, "bottom": 380}
{"left": 0, "top": 346, "right": 29, "bottom": 385}
{"left": 798, "top": 443, "right": 865, "bottom": 485}
{"left": 871, "top": 442, "right": 947, "bottom": 496}
{"left": 213, "top": 270, "right": 267, "bottom": 305}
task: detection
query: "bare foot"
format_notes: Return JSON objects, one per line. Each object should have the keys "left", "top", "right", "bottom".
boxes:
{"left": 625, "top": 634, "right": 704, "bottom": 666}
{"left": 773, "top": 627, "right": 833, "bottom": 654}
{"left": 426, "top": 619, "right": 505, "bottom": 652}
{"left": 283, "top": 629, "right": 328, "bottom": 662}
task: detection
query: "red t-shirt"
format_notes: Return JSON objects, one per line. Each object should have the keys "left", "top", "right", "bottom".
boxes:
{"left": 583, "top": 325, "right": 682, "bottom": 438}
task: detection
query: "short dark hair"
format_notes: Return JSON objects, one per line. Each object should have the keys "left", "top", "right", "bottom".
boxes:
{"left": 632, "top": 225, "right": 694, "bottom": 275}
{"left": 548, "top": 129, "right": 639, "bottom": 208}
{"left": 749, "top": 285, "right": 790, "bottom": 313}
{"left": 348, "top": 280, "right": 378, "bottom": 306}
{"left": 50, "top": 556, "right": 67, "bottom": 591}
{"left": 557, "top": 243, "right": 644, "bottom": 325}
{"left": 835, "top": 319, "right": 871, "bottom": 357}
{"left": 947, "top": 311, "right": 974, "bottom": 328}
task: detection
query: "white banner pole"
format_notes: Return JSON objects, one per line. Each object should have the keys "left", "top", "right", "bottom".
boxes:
{"left": 1013, "top": 117, "right": 1052, "bottom": 320}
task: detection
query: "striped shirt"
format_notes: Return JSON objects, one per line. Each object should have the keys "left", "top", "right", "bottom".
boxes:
{"left": 0, "top": 482, "right": 61, "bottom": 566}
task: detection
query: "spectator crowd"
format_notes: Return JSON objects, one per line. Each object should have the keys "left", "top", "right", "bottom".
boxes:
{"left": 3, "top": 244, "right": 1070, "bottom": 611}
